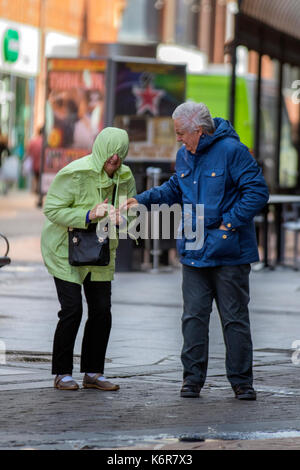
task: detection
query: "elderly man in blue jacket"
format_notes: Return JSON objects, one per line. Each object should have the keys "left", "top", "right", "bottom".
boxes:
{"left": 124, "top": 102, "right": 269, "bottom": 400}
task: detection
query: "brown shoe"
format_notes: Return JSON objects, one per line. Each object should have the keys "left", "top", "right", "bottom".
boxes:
{"left": 82, "top": 373, "right": 120, "bottom": 391}
{"left": 54, "top": 375, "right": 79, "bottom": 390}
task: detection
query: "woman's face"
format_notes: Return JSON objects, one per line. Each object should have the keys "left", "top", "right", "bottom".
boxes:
{"left": 103, "top": 154, "right": 121, "bottom": 176}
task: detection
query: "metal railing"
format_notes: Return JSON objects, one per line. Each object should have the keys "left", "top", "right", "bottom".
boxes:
{"left": 143, "top": 167, "right": 162, "bottom": 273}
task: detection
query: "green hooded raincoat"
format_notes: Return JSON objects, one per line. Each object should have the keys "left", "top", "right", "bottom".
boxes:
{"left": 41, "top": 127, "right": 136, "bottom": 284}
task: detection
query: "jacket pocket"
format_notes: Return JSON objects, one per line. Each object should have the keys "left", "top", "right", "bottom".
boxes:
{"left": 177, "top": 232, "right": 207, "bottom": 257}
{"left": 206, "top": 228, "right": 240, "bottom": 259}
{"left": 176, "top": 166, "right": 192, "bottom": 179}
{"left": 176, "top": 167, "right": 192, "bottom": 191}
{"left": 203, "top": 168, "right": 225, "bottom": 196}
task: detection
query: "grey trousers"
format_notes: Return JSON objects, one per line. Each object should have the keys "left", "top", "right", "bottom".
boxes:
{"left": 181, "top": 264, "right": 253, "bottom": 388}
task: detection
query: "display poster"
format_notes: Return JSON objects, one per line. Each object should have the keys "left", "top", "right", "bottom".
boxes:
{"left": 113, "top": 61, "right": 186, "bottom": 160}
{"left": 42, "top": 58, "right": 107, "bottom": 193}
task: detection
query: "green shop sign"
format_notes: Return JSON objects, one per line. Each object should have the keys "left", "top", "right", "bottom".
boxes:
{"left": 3, "top": 29, "right": 20, "bottom": 63}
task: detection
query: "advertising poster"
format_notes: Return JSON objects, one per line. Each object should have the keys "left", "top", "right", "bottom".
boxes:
{"left": 113, "top": 61, "right": 186, "bottom": 160}
{"left": 42, "top": 58, "right": 107, "bottom": 193}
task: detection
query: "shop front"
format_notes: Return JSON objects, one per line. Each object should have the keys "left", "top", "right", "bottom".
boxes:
{"left": 0, "top": 20, "right": 39, "bottom": 160}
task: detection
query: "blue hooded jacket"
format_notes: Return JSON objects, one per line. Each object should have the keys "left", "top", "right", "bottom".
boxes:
{"left": 135, "top": 118, "right": 269, "bottom": 267}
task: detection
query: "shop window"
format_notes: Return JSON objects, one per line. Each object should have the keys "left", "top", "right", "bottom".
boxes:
{"left": 174, "top": 0, "right": 200, "bottom": 47}
{"left": 118, "top": 0, "right": 162, "bottom": 44}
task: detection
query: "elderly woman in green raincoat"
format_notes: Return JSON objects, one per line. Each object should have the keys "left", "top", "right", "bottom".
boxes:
{"left": 41, "top": 127, "right": 136, "bottom": 391}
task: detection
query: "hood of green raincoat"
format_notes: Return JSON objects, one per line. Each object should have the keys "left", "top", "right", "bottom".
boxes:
{"left": 92, "top": 127, "right": 129, "bottom": 174}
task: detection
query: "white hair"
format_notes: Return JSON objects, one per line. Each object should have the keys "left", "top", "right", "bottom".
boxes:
{"left": 172, "top": 101, "right": 215, "bottom": 134}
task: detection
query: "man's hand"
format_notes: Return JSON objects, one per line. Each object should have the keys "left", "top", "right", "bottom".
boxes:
{"left": 218, "top": 223, "right": 229, "bottom": 231}
{"left": 89, "top": 198, "right": 109, "bottom": 220}
{"left": 119, "top": 198, "right": 138, "bottom": 212}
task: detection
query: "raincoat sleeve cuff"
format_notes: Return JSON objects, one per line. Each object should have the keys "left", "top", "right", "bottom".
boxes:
{"left": 86, "top": 211, "right": 91, "bottom": 224}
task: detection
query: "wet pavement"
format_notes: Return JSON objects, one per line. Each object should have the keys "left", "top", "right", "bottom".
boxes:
{"left": 0, "top": 191, "right": 300, "bottom": 450}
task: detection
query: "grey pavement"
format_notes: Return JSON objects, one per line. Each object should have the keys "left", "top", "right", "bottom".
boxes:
{"left": 1, "top": 191, "right": 300, "bottom": 451}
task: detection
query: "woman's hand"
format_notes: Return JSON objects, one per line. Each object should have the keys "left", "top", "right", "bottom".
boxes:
{"left": 108, "top": 207, "right": 124, "bottom": 226}
{"left": 89, "top": 199, "right": 109, "bottom": 220}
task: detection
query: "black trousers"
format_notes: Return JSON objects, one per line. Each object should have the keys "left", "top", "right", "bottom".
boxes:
{"left": 52, "top": 273, "right": 112, "bottom": 375}
{"left": 181, "top": 264, "right": 253, "bottom": 388}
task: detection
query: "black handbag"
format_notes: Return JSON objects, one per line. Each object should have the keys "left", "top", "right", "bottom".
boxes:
{"left": 68, "top": 186, "right": 116, "bottom": 267}
{"left": 68, "top": 223, "right": 110, "bottom": 267}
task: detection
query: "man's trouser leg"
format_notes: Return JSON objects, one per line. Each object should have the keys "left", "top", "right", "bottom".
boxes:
{"left": 213, "top": 264, "right": 253, "bottom": 387}
{"left": 181, "top": 265, "right": 214, "bottom": 386}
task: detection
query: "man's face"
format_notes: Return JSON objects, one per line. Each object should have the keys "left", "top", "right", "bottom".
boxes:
{"left": 174, "top": 119, "right": 202, "bottom": 154}
{"left": 103, "top": 154, "right": 121, "bottom": 176}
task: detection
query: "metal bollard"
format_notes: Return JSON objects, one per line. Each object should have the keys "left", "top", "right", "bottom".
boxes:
{"left": 145, "top": 167, "right": 162, "bottom": 273}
